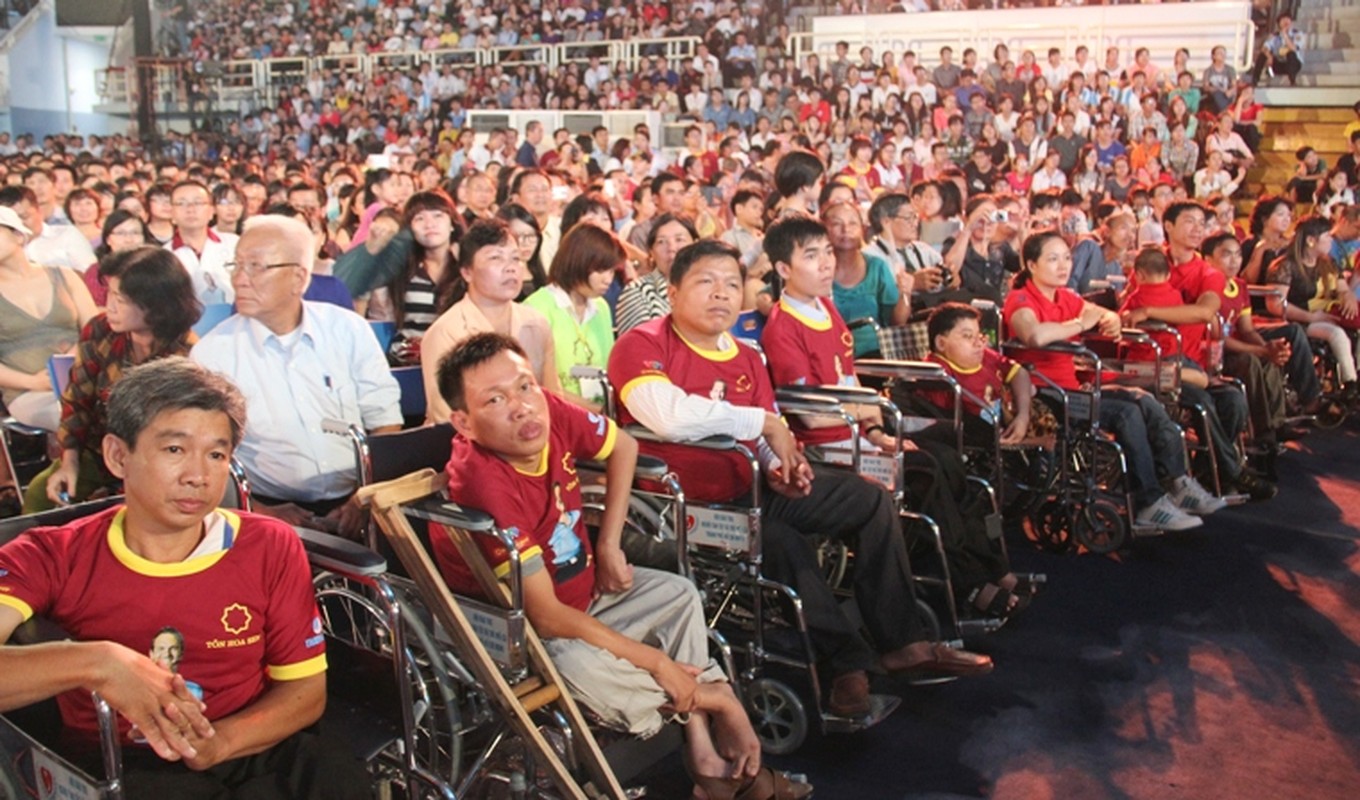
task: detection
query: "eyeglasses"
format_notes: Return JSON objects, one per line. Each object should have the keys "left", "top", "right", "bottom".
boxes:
{"left": 516, "top": 234, "right": 540, "bottom": 247}
{"left": 226, "top": 261, "right": 300, "bottom": 277}
{"left": 173, "top": 200, "right": 210, "bottom": 208}
{"left": 893, "top": 214, "right": 919, "bottom": 223}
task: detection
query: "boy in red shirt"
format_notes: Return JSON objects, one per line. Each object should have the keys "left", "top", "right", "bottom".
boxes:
{"left": 435, "top": 333, "right": 807, "bottom": 800}
{"left": 1120, "top": 246, "right": 1211, "bottom": 390}
{"left": 923, "top": 302, "right": 1043, "bottom": 446}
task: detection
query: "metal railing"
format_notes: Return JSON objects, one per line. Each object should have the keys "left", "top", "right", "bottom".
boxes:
{"left": 97, "top": 38, "right": 704, "bottom": 110}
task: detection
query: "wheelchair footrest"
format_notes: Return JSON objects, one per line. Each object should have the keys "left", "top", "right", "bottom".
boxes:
{"left": 822, "top": 694, "right": 900, "bottom": 733}
{"left": 1222, "top": 492, "right": 1250, "bottom": 507}
{"left": 958, "top": 617, "right": 1006, "bottom": 638}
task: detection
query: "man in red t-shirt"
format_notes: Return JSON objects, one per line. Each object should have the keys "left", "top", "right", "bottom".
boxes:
{"left": 434, "top": 333, "right": 805, "bottom": 798}
{"left": 1120, "top": 202, "right": 1274, "bottom": 500}
{"left": 609, "top": 240, "right": 993, "bottom": 718}
{"left": 0, "top": 358, "right": 366, "bottom": 799}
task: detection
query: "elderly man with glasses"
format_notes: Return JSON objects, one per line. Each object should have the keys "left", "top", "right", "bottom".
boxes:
{"left": 192, "top": 215, "right": 401, "bottom": 536}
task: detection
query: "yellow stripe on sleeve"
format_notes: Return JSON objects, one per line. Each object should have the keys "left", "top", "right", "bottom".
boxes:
{"left": 618, "top": 374, "right": 671, "bottom": 406}
{"left": 592, "top": 419, "right": 618, "bottom": 461}
{"left": 1004, "top": 362, "right": 1023, "bottom": 384}
{"left": 267, "top": 653, "right": 327, "bottom": 681}
{"left": 493, "top": 545, "right": 543, "bottom": 578}
{"left": 0, "top": 593, "right": 34, "bottom": 622}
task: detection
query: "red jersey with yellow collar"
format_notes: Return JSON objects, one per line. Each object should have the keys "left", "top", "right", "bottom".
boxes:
{"left": 0, "top": 506, "right": 326, "bottom": 745}
{"left": 609, "top": 316, "right": 775, "bottom": 503}
{"left": 439, "top": 392, "right": 617, "bottom": 612}
{"left": 923, "top": 350, "right": 1021, "bottom": 423}
{"left": 761, "top": 297, "right": 858, "bottom": 446}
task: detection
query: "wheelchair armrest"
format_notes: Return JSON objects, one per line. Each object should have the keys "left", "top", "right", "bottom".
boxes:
{"left": 1004, "top": 338, "right": 1091, "bottom": 357}
{"left": 1, "top": 416, "right": 49, "bottom": 438}
{"left": 774, "top": 389, "right": 845, "bottom": 419}
{"left": 295, "top": 526, "right": 387, "bottom": 576}
{"left": 569, "top": 366, "right": 607, "bottom": 380}
{"left": 576, "top": 453, "right": 671, "bottom": 481}
{"left": 853, "top": 358, "right": 947, "bottom": 380}
{"left": 791, "top": 384, "right": 884, "bottom": 405}
{"left": 624, "top": 425, "right": 739, "bottom": 451}
{"left": 845, "top": 316, "right": 878, "bottom": 332}
{"left": 320, "top": 417, "right": 363, "bottom": 438}
{"left": 403, "top": 495, "right": 497, "bottom": 531}
{"left": 10, "top": 616, "right": 72, "bottom": 646}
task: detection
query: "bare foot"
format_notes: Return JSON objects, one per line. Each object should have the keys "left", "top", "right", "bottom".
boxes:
{"left": 701, "top": 684, "right": 761, "bottom": 779}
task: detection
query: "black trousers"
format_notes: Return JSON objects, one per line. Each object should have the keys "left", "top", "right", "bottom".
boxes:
{"left": 81, "top": 724, "right": 370, "bottom": 800}
{"left": 761, "top": 465, "right": 923, "bottom": 674}
{"left": 904, "top": 426, "right": 1011, "bottom": 591}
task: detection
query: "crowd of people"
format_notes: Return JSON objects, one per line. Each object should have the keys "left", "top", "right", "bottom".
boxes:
{"left": 3, "top": 2, "right": 1360, "bottom": 795}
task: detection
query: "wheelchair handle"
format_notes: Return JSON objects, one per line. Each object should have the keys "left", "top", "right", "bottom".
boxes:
{"left": 853, "top": 358, "right": 947, "bottom": 380}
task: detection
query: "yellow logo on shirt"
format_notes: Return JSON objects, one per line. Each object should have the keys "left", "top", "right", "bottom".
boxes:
{"left": 221, "top": 603, "right": 252, "bottom": 635}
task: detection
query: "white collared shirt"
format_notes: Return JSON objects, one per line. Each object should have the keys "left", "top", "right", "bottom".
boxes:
{"left": 170, "top": 230, "right": 239, "bottom": 305}
{"left": 191, "top": 301, "right": 402, "bottom": 502}
{"left": 26, "top": 223, "right": 96, "bottom": 273}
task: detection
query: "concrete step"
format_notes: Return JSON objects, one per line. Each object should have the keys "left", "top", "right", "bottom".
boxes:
{"left": 1259, "top": 134, "right": 1348, "bottom": 154}
{"left": 1302, "top": 47, "right": 1360, "bottom": 62}
{"left": 1257, "top": 86, "right": 1360, "bottom": 107}
{"left": 1263, "top": 106, "right": 1355, "bottom": 123}
{"left": 1312, "top": 60, "right": 1360, "bottom": 75}
{"left": 1295, "top": 74, "right": 1360, "bottom": 88}
{"left": 1305, "top": 31, "right": 1354, "bottom": 49}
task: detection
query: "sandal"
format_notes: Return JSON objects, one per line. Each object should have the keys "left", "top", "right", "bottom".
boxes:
{"left": 968, "top": 584, "right": 1029, "bottom": 620}
{"left": 693, "top": 766, "right": 813, "bottom": 800}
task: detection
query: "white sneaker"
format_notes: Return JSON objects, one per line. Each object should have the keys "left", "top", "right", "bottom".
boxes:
{"left": 1170, "top": 475, "right": 1227, "bottom": 516}
{"left": 1136, "top": 494, "right": 1204, "bottom": 532}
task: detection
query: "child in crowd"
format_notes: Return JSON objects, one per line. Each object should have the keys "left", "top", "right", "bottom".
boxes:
{"left": 1120, "top": 247, "right": 1210, "bottom": 389}
{"left": 923, "top": 302, "right": 1057, "bottom": 447}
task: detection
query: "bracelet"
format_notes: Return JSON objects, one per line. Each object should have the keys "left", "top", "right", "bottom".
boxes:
{"left": 864, "top": 424, "right": 885, "bottom": 437}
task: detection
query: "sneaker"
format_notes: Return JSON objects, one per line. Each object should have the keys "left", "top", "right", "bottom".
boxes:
{"left": 1170, "top": 475, "right": 1227, "bottom": 516}
{"left": 1233, "top": 471, "right": 1278, "bottom": 502}
{"left": 1136, "top": 494, "right": 1204, "bottom": 532}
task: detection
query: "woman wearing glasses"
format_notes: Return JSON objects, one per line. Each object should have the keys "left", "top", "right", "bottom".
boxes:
{"left": 497, "top": 202, "right": 549, "bottom": 302}
{"left": 523, "top": 225, "right": 622, "bottom": 412}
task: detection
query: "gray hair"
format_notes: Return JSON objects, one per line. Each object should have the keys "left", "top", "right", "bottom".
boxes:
{"left": 241, "top": 214, "right": 315, "bottom": 287}
{"left": 106, "top": 357, "right": 247, "bottom": 449}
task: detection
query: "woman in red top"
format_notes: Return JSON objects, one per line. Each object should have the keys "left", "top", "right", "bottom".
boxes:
{"left": 1003, "top": 231, "right": 1223, "bottom": 532}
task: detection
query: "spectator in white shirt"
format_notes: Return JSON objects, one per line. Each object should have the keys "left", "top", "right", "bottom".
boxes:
{"left": 169, "top": 181, "right": 238, "bottom": 305}
{"left": 0, "top": 186, "right": 96, "bottom": 273}
{"left": 192, "top": 215, "right": 401, "bottom": 535}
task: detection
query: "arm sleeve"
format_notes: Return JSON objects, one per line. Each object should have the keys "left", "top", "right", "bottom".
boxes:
{"left": 262, "top": 526, "right": 327, "bottom": 681}
{"left": 624, "top": 381, "right": 767, "bottom": 442}
{"left": 347, "top": 314, "right": 403, "bottom": 429}
{"left": 0, "top": 533, "right": 64, "bottom": 623}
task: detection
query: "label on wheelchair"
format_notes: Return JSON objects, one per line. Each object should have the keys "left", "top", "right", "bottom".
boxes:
{"left": 816, "top": 448, "right": 898, "bottom": 491}
{"left": 29, "top": 744, "right": 98, "bottom": 799}
{"left": 436, "top": 596, "right": 526, "bottom": 673}
{"left": 685, "top": 505, "right": 755, "bottom": 552}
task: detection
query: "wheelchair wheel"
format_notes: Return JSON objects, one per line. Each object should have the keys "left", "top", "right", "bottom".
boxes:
{"left": 1021, "top": 498, "right": 1074, "bottom": 553}
{"left": 744, "top": 677, "right": 808, "bottom": 756}
{"left": 1074, "top": 499, "right": 1127, "bottom": 554}
{"left": 313, "top": 574, "right": 464, "bottom": 791}
{"left": 580, "top": 486, "right": 677, "bottom": 571}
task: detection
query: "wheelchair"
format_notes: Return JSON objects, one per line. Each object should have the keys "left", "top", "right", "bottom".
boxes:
{"left": 774, "top": 379, "right": 1018, "bottom": 644}
{"left": 0, "top": 499, "right": 403, "bottom": 800}
{"left": 322, "top": 420, "right": 693, "bottom": 796}
{"left": 995, "top": 337, "right": 1166, "bottom": 554}
{"left": 1249, "top": 283, "right": 1354, "bottom": 429}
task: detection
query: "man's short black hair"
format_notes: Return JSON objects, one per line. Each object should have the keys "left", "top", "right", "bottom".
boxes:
{"left": 729, "top": 189, "right": 763, "bottom": 213}
{"left": 1202, "top": 232, "right": 1239, "bottom": 258}
{"left": 436, "top": 332, "right": 528, "bottom": 413}
{"left": 669, "top": 239, "right": 745, "bottom": 287}
{"left": 1163, "top": 200, "right": 1207, "bottom": 228}
{"left": 764, "top": 216, "right": 828, "bottom": 268}
{"left": 774, "top": 149, "right": 825, "bottom": 199}
{"left": 927, "top": 302, "right": 981, "bottom": 351}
